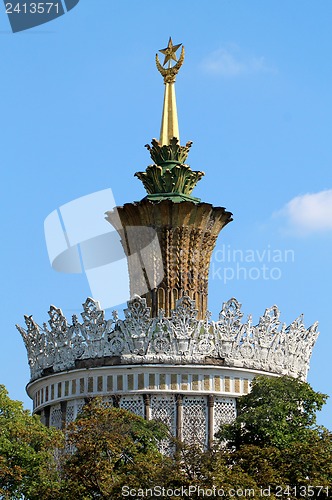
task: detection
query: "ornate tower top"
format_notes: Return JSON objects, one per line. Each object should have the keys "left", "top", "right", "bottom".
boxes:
{"left": 156, "top": 37, "right": 185, "bottom": 145}
{"left": 135, "top": 37, "right": 204, "bottom": 203}
{"left": 110, "top": 39, "right": 232, "bottom": 318}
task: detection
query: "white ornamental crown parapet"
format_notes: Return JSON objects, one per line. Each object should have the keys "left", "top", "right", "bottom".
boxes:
{"left": 16, "top": 296, "right": 319, "bottom": 381}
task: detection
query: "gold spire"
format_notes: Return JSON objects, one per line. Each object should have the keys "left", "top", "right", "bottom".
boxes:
{"left": 156, "top": 37, "right": 185, "bottom": 146}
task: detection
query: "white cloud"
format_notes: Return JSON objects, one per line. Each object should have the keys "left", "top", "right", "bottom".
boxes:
{"left": 202, "top": 46, "right": 275, "bottom": 77}
{"left": 275, "top": 189, "right": 332, "bottom": 235}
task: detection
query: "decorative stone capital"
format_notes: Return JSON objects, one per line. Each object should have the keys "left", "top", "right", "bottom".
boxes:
{"left": 208, "top": 395, "right": 215, "bottom": 407}
{"left": 176, "top": 394, "right": 183, "bottom": 406}
{"left": 112, "top": 395, "right": 121, "bottom": 408}
{"left": 143, "top": 394, "right": 151, "bottom": 406}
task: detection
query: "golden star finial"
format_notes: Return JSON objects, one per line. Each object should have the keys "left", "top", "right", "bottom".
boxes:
{"left": 159, "top": 37, "right": 182, "bottom": 67}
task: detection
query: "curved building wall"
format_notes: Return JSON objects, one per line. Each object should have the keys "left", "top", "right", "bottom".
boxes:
{"left": 28, "top": 364, "right": 275, "bottom": 447}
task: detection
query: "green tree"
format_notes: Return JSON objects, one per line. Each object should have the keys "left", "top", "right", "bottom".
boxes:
{"left": 169, "top": 442, "right": 261, "bottom": 499}
{"left": 217, "top": 375, "right": 328, "bottom": 449}
{"left": 278, "top": 428, "right": 332, "bottom": 490}
{"left": 213, "top": 376, "right": 332, "bottom": 499}
{"left": 60, "top": 398, "right": 171, "bottom": 499}
{"left": 2, "top": 376, "right": 329, "bottom": 500}
{"left": 0, "top": 384, "right": 63, "bottom": 499}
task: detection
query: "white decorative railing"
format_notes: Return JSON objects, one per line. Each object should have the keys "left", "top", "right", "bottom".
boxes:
{"left": 17, "top": 295, "right": 319, "bottom": 381}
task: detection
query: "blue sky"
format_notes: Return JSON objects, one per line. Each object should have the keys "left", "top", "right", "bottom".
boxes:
{"left": 1, "top": 0, "right": 332, "bottom": 428}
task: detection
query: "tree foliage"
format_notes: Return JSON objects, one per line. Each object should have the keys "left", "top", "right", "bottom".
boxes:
{"left": 60, "top": 398, "right": 171, "bottom": 499}
{"left": 217, "top": 375, "right": 328, "bottom": 449}
{"left": 210, "top": 376, "right": 332, "bottom": 499}
{"left": 0, "top": 377, "right": 331, "bottom": 500}
{"left": 175, "top": 435, "right": 332, "bottom": 499}
{"left": 0, "top": 384, "right": 63, "bottom": 499}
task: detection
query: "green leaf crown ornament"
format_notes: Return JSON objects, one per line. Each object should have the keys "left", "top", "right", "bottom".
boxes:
{"left": 135, "top": 138, "right": 204, "bottom": 202}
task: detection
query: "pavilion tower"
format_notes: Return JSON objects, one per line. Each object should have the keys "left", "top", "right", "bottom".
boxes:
{"left": 17, "top": 39, "right": 319, "bottom": 450}
{"left": 106, "top": 38, "right": 232, "bottom": 319}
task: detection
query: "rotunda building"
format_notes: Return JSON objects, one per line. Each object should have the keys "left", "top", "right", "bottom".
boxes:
{"left": 17, "top": 39, "right": 319, "bottom": 450}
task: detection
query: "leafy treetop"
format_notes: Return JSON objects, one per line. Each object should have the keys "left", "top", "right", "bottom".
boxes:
{"left": 217, "top": 375, "right": 328, "bottom": 450}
